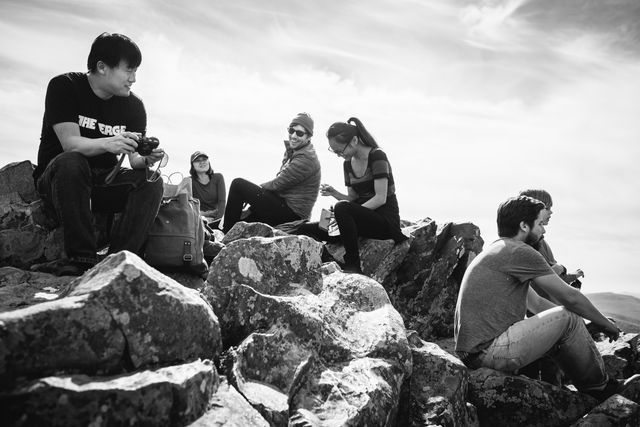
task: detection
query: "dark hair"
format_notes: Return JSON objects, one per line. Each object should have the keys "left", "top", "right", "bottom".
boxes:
{"left": 326, "top": 117, "right": 379, "bottom": 149}
{"left": 518, "top": 189, "right": 553, "bottom": 208}
{"left": 497, "top": 196, "right": 546, "bottom": 238}
{"left": 190, "top": 161, "right": 213, "bottom": 180}
{"left": 87, "top": 32, "right": 142, "bottom": 73}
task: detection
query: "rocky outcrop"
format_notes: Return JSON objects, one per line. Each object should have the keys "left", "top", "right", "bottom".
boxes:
{"left": 189, "top": 376, "right": 270, "bottom": 426}
{"left": 0, "top": 251, "right": 221, "bottom": 386}
{"left": 596, "top": 333, "right": 639, "bottom": 380}
{"left": 326, "top": 238, "right": 412, "bottom": 283}
{"left": 399, "top": 331, "right": 478, "bottom": 426}
{"left": 3, "top": 159, "right": 639, "bottom": 426}
{"left": 204, "top": 234, "right": 412, "bottom": 425}
{"left": 0, "top": 161, "right": 65, "bottom": 269}
{"left": 2, "top": 359, "right": 217, "bottom": 427}
{"left": 0, "top": 161, "right": 40, "bottom": 203}
{"left": 468, "top": 367, "right": 598, "bottom": 426}
{"left": 572, "top": 394, "right": 640, "bottom": 426}
{"left": 383, "top": 220, "right": 483, "bottom": 341}
{"left": 221, "top": 221, "right": 288, "bottom": 245}
{"left": 0, "top": 267, "right": 73, "bottom": 313}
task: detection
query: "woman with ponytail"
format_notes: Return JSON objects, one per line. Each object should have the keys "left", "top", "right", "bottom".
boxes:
{"left": 296, "top": 117, "right": 407, "bottom": 274}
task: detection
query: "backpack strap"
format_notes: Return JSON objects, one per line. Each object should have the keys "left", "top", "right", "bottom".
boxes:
{"left": 182, "top": 240, "right": 193, "bottom": 263}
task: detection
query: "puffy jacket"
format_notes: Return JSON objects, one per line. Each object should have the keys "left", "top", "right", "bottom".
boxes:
{"left": 261, "top": 141, "right": 321, "bottom": 219}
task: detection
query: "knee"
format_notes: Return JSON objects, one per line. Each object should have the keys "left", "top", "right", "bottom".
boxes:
{"left": 333, "top": 200, "right": 356, "bottom": 220}
{"left": 550, "top": 306, "right": 583, "bottom": 331}
{"left": 229, "top": 178, "right": 256, "bottom": 198}
{"left": 230, "top": 177, "right": 249, "bottom": 189}
{"left": 51, "top": 152, "right": 91, "bottom": 179}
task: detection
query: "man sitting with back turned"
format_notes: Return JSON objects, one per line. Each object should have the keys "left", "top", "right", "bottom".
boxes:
{"left": 32, "top": 32, "right": 164, "bottom": 276}
{"left": 454, "top": 195, "right": 635, "bottom": 400}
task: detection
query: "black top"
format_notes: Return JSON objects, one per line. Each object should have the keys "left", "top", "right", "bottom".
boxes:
{"left": 35, "top": 72, "right": 146, "bottom": 180}
{"left": 343, "top": 148, "right": 406, "bottom": 243}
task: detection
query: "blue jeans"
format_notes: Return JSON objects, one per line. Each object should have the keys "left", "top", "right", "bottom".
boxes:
{"left": 474, "top": 306, "right": 607, "bottom": 391}
{"left": 36, "top": 152, "right": 163, "bottom": 263}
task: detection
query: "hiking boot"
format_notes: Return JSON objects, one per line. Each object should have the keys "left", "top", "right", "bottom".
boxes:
{"left": 583, "top": 374, "right": 640, "bottom": 402}
{"left": 342, "top": 263, "right": 363, "bottom": 275}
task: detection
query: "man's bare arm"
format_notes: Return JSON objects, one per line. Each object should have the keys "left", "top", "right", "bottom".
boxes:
{"left": 53, "top": 122, "right": 138, "bottom": 156}
{"left": 533, "top": 273, "right": 619, "bottom": 340}
{"left": 526, "top": 286, "right": 557, "bottom": 314}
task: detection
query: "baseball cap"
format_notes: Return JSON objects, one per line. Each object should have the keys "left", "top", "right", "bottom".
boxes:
{"left": 190, "top": 151, "right": 209, "bottom": 163}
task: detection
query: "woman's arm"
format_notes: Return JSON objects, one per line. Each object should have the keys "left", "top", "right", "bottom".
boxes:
{"left": 320, "top": 184, "right": 356, "bottom": 201}
{"left": 360, "top": 178, "right": 388, "bottom": 210}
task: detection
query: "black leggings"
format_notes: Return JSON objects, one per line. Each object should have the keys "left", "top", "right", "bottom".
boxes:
{"left": 222, "top": 178, "right": 299, "bottom": 233}
{"left": 296, "top": 200, "right": 394, "bottom": 270}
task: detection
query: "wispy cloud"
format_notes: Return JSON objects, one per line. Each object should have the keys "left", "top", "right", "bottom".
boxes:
{"left": 0, "top": 0, "right": 638, "bottom": 294}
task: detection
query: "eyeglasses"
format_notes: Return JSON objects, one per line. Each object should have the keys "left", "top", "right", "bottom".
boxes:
{"left": 146, "top": 152, "right": 169, "bottom": 183}
{"left": 287, "top": 127, "right": 307, "bottom": 137}
{"left": 328, "top": 142, "right": 350, "bottom": 156}
{"left": 193, "top": 157, "right": 208, "bottom": 164}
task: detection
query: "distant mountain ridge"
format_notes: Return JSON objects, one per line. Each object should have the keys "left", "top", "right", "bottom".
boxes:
{"left": 586, "top": 292, "right": 640, "bottom": 333}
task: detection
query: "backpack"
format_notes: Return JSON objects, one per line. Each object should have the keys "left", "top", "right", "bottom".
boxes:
{"left": 143, "top": 179, "right": 208, "bottom": 276}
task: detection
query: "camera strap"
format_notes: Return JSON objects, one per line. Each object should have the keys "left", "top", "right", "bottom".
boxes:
{"left": 104, "top": 154, "right": 126, "bottom": 185}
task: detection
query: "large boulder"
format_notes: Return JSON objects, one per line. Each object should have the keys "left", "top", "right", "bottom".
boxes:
{"left": 221, "top": 221, "right": 288, "bottom": 245}
{"left": 1, "top": 359, "right": 217, "bottom": 427}
{"left": 204, "top": 234, "right": 324, "bottom": 346}
{"left": 596, "top": 333, "right": 639, "bottom": 380}
{"left": 384, "top": 220, "right": 483, "bottom": 341}
{"left": 0, "top": 161, "right": 40, "bottom": 203}
{"left": 203, "top": 234, "right": 412, "bottom": 426}
{"left": 0, "top": 251, "right": 221, "bottom": 386}
{"left": 571, "top": 394, "right": 640, "bottom": 426}
{"left": 399, "top": 331, "right": 478, "bottom": 426}
{"left": 189, "top": 376, "right": 270, "bottom": 427}
{"left": 468, "top": 367, "right": 597, "bottom": 426}
{"left": 326, "top": 237, "right": 411, "bottom": 283}
{"left": 0, "top": 161, "right": 65, "bottom": 269}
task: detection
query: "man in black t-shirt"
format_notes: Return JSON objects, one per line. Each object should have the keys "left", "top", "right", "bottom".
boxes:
{"left": 33, "top": 32, "right": 164, "bottom": 275}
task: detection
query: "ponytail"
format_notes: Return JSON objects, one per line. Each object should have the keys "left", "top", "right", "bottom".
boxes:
{"left": 326, "top": 117, "right": 379, "bottom": 148}
{"left": 347, "top": 117, "right": 379, "bottom": 148}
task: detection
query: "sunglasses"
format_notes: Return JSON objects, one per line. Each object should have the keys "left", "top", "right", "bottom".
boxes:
{"left": 287, "top": 127, "right": 307, "bottom": 137}
{"left": 146, "top": 152, "right": 169, "bottom": 183}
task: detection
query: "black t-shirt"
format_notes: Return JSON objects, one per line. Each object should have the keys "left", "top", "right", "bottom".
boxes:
{"left": 343, "top": 148, "right": 396, "bottom": 206}
{"left": 342, "top": 148, "right": 406, "bottom": 243}
{"left": 34, "top": 72, "right": 146, "bottom": 180}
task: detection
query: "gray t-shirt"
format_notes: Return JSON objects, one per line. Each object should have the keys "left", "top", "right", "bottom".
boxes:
{"left": 454, "top": 238, "right": 554, "bottom": 353}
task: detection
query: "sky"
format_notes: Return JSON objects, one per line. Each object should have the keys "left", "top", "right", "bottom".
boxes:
{"left": 1, "top": 0, "right": 639, "bottom": 296}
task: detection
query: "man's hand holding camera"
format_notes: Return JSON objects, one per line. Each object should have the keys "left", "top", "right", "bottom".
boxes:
{"left": 107, "top": 133, "right": 165, "bottom": 169}
{"left": 136, "top": 135, "right": 164, "bottom": 168}
{"left": 104, "top": 131, "right": 141, "bottom": 155}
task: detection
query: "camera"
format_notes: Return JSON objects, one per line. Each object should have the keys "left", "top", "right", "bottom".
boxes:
{"left": 136, "top": 136, "right": 160, "bottom": 156}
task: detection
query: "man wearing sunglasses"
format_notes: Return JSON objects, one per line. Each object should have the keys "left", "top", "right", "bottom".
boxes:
{"left": 222, "top": 113, "right": 321, "bottom": 233}
{"left": 32, "top": 33, "right": 164, "bottom": 276}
